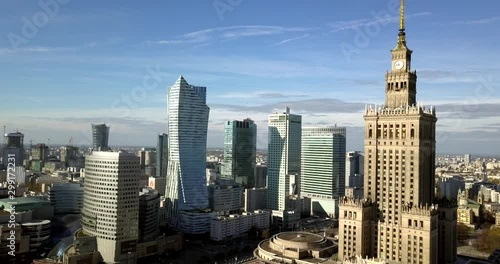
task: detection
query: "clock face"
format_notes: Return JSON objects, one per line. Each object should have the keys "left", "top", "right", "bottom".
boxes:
{"left": 394, "top": 60, "right": 404, "bottom": 70}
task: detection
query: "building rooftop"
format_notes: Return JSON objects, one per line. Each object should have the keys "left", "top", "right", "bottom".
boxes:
{"left": 0, "top": 196, "right": 50, "bottom": 211}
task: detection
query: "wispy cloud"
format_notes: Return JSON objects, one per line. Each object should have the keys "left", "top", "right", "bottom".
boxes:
{"left": 271, "top": 34, "right": 310, "bottom": 46}
{"left": 219, "top": 91, "right": 310, "bottom": 99}
{"left": 453, "top": 16, "right": 500, "bottom": 25}
{"left": 329, "top": 12, "right": 431, "bottom": 32}
{"left": 0, "top": 46, "right": 77, "bottom": 55}
{"left": 144, "top": 25, "right": 310, "bottom": 45}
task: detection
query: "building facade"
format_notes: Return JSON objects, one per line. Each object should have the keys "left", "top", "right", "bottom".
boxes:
{"left": 267, "top": 107, "right": 301, "bottom": 211}
{"left": 338, "top": 2, "right": 457, "bottom": 263}
{"left": 80, "top": 151, "right": 140, "bottom": 263}
{"left": 48, "top": 182, "right": 84, "bottom": 214}
{"left": 301, "top": 126, "right": 346, "bottom": 217}
{"left": 2, "top": 132, "right": 24, "bottom": 167}
{"left": 245, "top": 188, "right": 268, "bottom": 212}
{"left": 208, "top": 182, "right": 244, "bottom": 214}
{"left": 156, "top": 133, "right": 168, "bottom": 177}
{"left": 165, "top": 76, "right": 210, "bottom": 231}
{"left": 91, "top": 124, "right": 110, "bottom": 151}
{"left": 221, "top": 119, "right": 257, "bottom": 188}
{"left": 139, "top": 187, "right": 160, "bottom": 242}
{"left": 255, "top": 165, "right": 267, "bottom": 188}
{"left": 346, "top": 151, "right": 364, "bottom": 188}
{"left": 210, "top": 210, "right": 270, "bottom": 241}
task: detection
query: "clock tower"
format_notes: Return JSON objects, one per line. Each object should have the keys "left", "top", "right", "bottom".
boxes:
{"left": 386, "top": 0, "right": 417, "bottom": 108}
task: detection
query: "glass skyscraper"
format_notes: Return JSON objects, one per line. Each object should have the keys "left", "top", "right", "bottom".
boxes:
{"left": 267, "top": 107, "right": 301, "bottom": 211}
{"left": 221, "top": 119, "right": 257, "bottom": 188}
{"left": 91, "top": 124, "right": 110, "bottom": 151}
{"left": 165, "top": 76, "right": 210, "bottom": 228}
{"left": 156, "top": 133, "right": 168, "bottom": 177}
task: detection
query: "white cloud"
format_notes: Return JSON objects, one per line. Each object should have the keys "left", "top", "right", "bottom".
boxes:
{"left": 144, "top": 25, "right": 311, "bottom": 45}
{"left": 329, "top": 12, "right": 431, "bottom": 32}
{"left": 453, "top": 16, "right": 500, "bottom": 25}
{"left": 271, "top": 34, "right": 310, "bottom": 46}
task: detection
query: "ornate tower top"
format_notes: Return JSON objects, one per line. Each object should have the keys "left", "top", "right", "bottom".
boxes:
{"left": 395, "top": 0, "right": 408, "bottom": 50}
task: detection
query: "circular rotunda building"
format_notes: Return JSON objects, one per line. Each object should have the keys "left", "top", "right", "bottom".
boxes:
{"left": 254, "top": 231, "right": 337, "bottom": 264}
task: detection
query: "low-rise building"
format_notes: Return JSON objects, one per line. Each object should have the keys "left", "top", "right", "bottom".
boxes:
{"left": 208, "top": 181, "right": 243, "bottom": 214}
{"left": 211, "top": 210, "right": 270, "bottom": 241}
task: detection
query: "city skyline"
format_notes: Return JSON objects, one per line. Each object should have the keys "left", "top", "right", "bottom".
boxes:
{"left": 1, "top": 0, "right": 500, "bottom": 155}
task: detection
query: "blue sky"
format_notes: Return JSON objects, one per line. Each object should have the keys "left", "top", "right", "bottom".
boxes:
{"left": 1, "top": 0, "right": 499, "bottom": 155}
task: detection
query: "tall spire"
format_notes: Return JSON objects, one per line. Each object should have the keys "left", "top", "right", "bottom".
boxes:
{"left": 395, "top": 0, "right": 407, "bottom": 49}
{"left": 400, "top": 0, "right": 405, "bottom": 32}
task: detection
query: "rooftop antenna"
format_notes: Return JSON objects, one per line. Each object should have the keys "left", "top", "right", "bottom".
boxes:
{"left": 48, "top": 138, "right": 51, "bottom": 146}
{"left": 30, "top": 139, "right": 33, "bottom": 149}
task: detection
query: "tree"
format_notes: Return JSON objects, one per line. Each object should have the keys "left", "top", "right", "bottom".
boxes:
{"left": 475, "top": 227, "right": 500, "bottom": 253}
{"left": 457, "top": 223, "right": 473, "bottom": 243}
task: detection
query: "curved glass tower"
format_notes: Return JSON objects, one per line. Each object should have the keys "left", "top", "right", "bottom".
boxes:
{"left": 165, "top": 76, "right": 210, "bottom": 228}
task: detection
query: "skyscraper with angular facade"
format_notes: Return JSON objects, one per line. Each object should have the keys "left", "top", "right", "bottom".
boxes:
{"left": 156, "top": 133, "right": 168, "bottom": 177}
{"left": 338, "top": 1, "right": 457, "bottom": 263}
{"left": 2, "top": 132, "right": 24, "bottom": 167}
{"left": 221, "top": 119, "right": 257, "bottom": 188}
{"left": 301, "top": 126, "right": 346, "bottom": 217}
{"left": 267, "top": 107, "right": 301, "bottom": 211}
{"left": 91, "top": 124, "right": 110, "bottom": 151}
{"left": 165, "top": 76, "right": 210, "bottom": 229}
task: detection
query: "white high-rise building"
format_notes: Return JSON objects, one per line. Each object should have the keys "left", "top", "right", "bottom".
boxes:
{"left": 165, "top": 76, "right": 210, "bottom": 231}
{"left": 301, "top": 126, "right": 346, "bottom": 217}
{"left": 267, "top": 107, "right": 301, "bottom": 211}
{"left": 80, "top": 151, "right": 140, "bottom": 264}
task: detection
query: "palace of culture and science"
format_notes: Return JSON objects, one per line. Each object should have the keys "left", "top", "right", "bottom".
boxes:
{"left": 338, "top": 1, "right": 458, "bottom": 264}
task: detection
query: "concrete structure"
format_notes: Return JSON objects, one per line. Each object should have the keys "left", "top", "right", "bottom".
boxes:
{"left": 210, "top": 210, "right": 270, "bottom": 241}
{"left": 254, "top": 231, "right": 337, "bottom": 264}
{"left": 48, "top": 182, "right": 84, "bottom": 214}
{"left": 221, "top": 119, "right": 257, "bottom": 188}
{"left": 21, "top": 219, "right": 51, "bottom": 252}
{"left": 156, "top": 133, "right": 168, "bottom": 177}
{"left": 464, "top": 154, "right": 472, "bottom": 166}
{"left": 0, "top": 223, "right": 30, "bottom": 262}
{"left": 255, "top": 165, "right": 267, "bottom": 188}
{"left": 139, "top": 187, "right": 160, "bottom": 242}
{"left": 496, "top": 212, "right": 500, "bottom": 227}
{"left": 208, "top": 181, "right": 244, "bottom": 214}
{"left": 346, "top": 151, "right": 364, "bottom": 188}
{"left": 245, "top": 187, "right": 267, "bottom": 212}
{"left": 91, "top": 124, "right": 110, "bottom": 151}
{"left": 345, "top": 186, "right": 363, "bottom": 199}
{"left": 165, "top": 76, "right": 210, "bottom": 232}
{"left": 338, "top": 2, "right": 457, "bottom": 263}
{"left": 148, "top": 176, "right": 166, "bottom": 196}
{"left": 267, "top": 107, "right": 301, "bottom": 212}
{"left": 80, "top": 151, "right": 140, "bottom": 264}
{"left": 301, "top": 126, "right": 346, "bottom": 217}
{"left": 457, "top": 189, "right": 481, "bottom": 229}
{"left": 2, "top": 132, "right": 25, "bottom": 167}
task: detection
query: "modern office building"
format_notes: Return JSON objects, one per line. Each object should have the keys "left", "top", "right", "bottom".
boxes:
{"left": 2, "top": 132, "right": 24, "bottom": 167}
{"left": 210, "top": 210, "right": 270, "bottom": 241}
{"left": 346, "top": 151, "right": 364, "bottom": 188}
{"left": 165, "top": 76, "right": 210, "bottom": 231}
{"left": 255, "top": 165, "right": 267, "bottom": 188}
{"left": 221, "top": 119, "right": 257, "bottom": 188}
{"left": 60, "top": 145, "right": 79, "bottom": 167}
{"left": 48, "top": 182, "right": 84, "bottom": 214}
{"left": 80, "top": 151, "right": 140, "bottom": 263}
{"left": 301, "top": 126, "right": 346, "bottom": 217}
{"left": 91, "top": 124, "right": 110, "bottom": 151}
{"left": 139, "top": 187, "right": 160, "bottom": 242}
{"left": 148, "top": 176, "right": 166, "bottom": 196}
{"left": 31, "top": 143, "right": 49, "bottom": 162}
{"left": 267, "top": 107, "right": 301, "bottom": 212}
{"left": 244, "top": 188, "right": 268, "bottom": 212}
{"left": 156, "top": 133, "right": 168, "bottom": 177}
{"left": 338, "top": 2, "right": 457, "bottom": 263}
{"left": 208, "top": 182, "right": 244, "bottom": 214}
{"left": 464, "top": 154, "right": 472, "bottom": 166}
